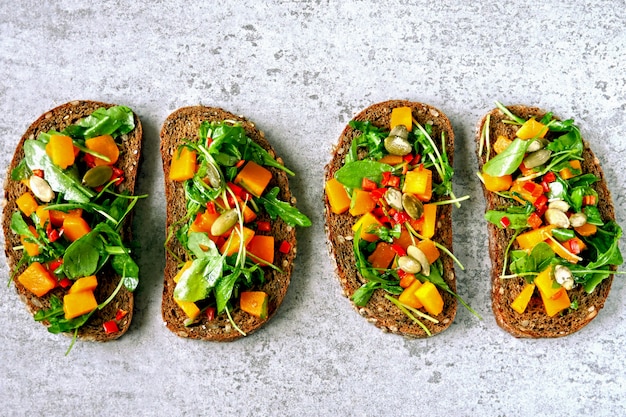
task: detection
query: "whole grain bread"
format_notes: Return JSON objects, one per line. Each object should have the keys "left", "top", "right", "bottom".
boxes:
{"left": 2, "top": 100, "right": 143, "bottom": 341}
{"left": 324, "top": 100, "right": 457, "bottom": 337}
{"left": 160, "top": 106, "right": 297, "bottom": 341}
{"left": 476, "top": 104, "right": 617, "bottom": 338}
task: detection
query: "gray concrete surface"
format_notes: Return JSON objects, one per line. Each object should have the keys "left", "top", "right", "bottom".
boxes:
{"left": 1, "top": 1, "right": 625, "bottom": 416}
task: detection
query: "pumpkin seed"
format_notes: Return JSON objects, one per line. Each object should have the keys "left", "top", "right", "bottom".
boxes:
{"left": 82, "top": 166, "right": 113, "bottom": 187}
{"left": 211, "top": 208, "right": 239, "bottom": 236}
{"left": 389, "top": 125, "right": 409, "bottom": 140}
{"left": 29, "top": 175, "right": 55, "bottom": 202}
{"left": 527, "top": 138, "right": 548, "bottom": 153}
{"left": 402, "top": 193, "right": 424, "bottom": 219}
{"left": 522, "top": 149, "right": 552, "bottom": 169}
{"left": 407, "top": 245, "right": 430, "bottom": 276}
{"left": 384, "top": 188, "right": 403, "bottom": 211}
{"left": 544, "top": 208, "right": 570, "bottom": 228}
{"left": 398, "top": 255, "right": 422, "bottom": 274}
{"left": 206, "top": 162, "right": 222, "bottom": 188}
{"left": 384, "top": 135, "right": 412, "bottom": 156}
{"left": 554, "top": 265, "right": 574, "bottom": 290}
{"left": 569, "top": 212, "right": 587, "bottom": 228}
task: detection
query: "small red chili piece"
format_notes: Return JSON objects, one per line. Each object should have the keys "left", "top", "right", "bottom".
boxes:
{"left": 58, "top": 277, "right": 72, "bottom": 289}
{"left": 103, "top": 320, "right": 119, "bottom": 334}
{"left": 115, "top": 309, "right": 128, "bottom": 321}
{"left": 84, "top": 153, "right": 96, "bottom": 168}
{"left": 278, "top": 240, "right": 291, "bottom": 254}
{"left": 543, "top": 172, "right": 556, "bottom": 183}
{"left": 527, "top": 212, "right": 543, "bottom": 229}
{"left": 391, "top": 244, "right": 407, "bottom": 257}
{"left": 32, "top": 169, "right": 44, "bottom": 178}
{"left": 523, "top": 182, "right": 537, "bottom": 193}
{"left": 361, "top": 177, "right": 377, "bottom": 191}
{"left": 47, "top": 227, "right": 61, "bottom": 243}
{"left": 370, "top": 188, "right": 386, "bottom": 202}
{"left": 534, "top": 194, "right": 548, "bottom": 211}
{"left": 205, "top": 306, "right": 216, "bottom": 321}
{"left": 206, "top": 201, "right": 217, "bottom": 214}
{"left": 392, "top": 211, "right": 410, "bottom": 225}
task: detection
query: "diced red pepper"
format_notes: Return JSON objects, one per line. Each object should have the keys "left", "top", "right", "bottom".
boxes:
{"left": 205, "top": 306, "right": 216, "bottom": 321}
{"left": 48, "top": 258, "right": 64, "bottom": 272}
{"left": 361, "top": 177, "right": 377, "bottom": 191}
{"left": 534, "top": 194, "right": 548, "bottom": 211}
{"left": 256, "top": 220, "right": 271, "bottom": 232}
{"left": 540, "top": 180, "right": 550, "bottom": 193}
{"left": 103, "top": 320, "right": 119, "bottom": 334}
{"left": 523, "top": 182, "right": 537, "bottom": 193}
{"left": 500, "top": 216, "right": 511, "bottom": 228}
{"left": 543, "top": 172, "right": 556, "bottom": 183}
{"left": 392, "top": 211, "right": 410, "bottom": 225}
{"left": 381, "top": 172, "right": 400, "bottom": 188}
{"left": 115, "top": 309, "right": 128, "bottom": 321}
{"left": 47, "top": 227, "right": 61, "bottom": 243}
{"left": 583, "top": 195, "right": 597, "bottom": 206}
{"left": 58, "top": 277, "right": 72, "bottom": 289}
{"left": 391, "top": 244, "right": 407, "bottom": 257}
{"left": 206, "top": 201, "right": 217, "bottom": 215}
{"left": 566, "top": 239, "right": 582, "bottom": 255}
{"left": 527, "top": 212, "right": 543, "bottom": 229}
{"left": 411, "top": 154, "right": 422, "bottom": 165}
{"left": 279, "top": 240, "right": 292, "bottom": 254}
{"left": 234, "top": 159, "right": 245, "bottom": 169}
{"left": 370, "top": 188, "right": 386, "bottom": 202}
{"left": 84, "top": 153, "right": 96, "bottom": 168}
{"left": 32, "top": 169, "right": 44, "bottom": 178}
{"left": 111, "top": 167, "right": 124, "bottom": 186}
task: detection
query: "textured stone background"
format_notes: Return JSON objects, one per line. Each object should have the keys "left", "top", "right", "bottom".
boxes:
{"left": 1, "top": 1, "right": 625, "bottom": 416}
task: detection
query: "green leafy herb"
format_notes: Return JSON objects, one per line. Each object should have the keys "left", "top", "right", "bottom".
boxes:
{"left": 482, "top": 138, "right": 531, "bottom": 177}
{"left": 62, "top": 106, "right": 135, "bottom": 139}
{"left": 335, "top": 160, "right": 392, "bottom": 189}
{"left": 258, "top": 187, "right": 312, "bottom": 227}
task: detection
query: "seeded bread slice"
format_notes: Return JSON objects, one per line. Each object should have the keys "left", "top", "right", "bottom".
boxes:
{"left": 324, "top": 100, "right": 457, "bottom": 337}
{"left": 2, "top": 100, "right": 143, "bottom": 341}
{"left": 160, "top": 106, "right": 297, "bottom": 341}
{"left": 476, "top": 104, "right": 617, "bottom": 338}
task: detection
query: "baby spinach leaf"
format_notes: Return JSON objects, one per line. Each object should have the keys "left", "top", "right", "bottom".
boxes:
{"left": 485, "top": 210, "right": 530, "bottom": 230}
{"left": 188, "top": 232, "right": 220, "bottom": 259}
{"left": 482, "top": 138, "right": 531, "bottom": 177}
{"left": 10, "top": 211, "right": 35, "bottom": 237}
{"left": 258, "top": 187, "right": 312, "bottom": 227}
{"left": 583, "top": 206, "right": 604, "bottom": 226}
{"left": 63, "top": 231, "right": 104, "bottom": 279}
{"left": 174, "top": 256, "right": 224, "bottom": 302}
{"left": 335, "top": 160, "right": 393, "bottom": 189}
{"left": 111, "top": 254, "right": 139, "bottom": 291}
{"left": 214, "top": 271, "right": 240, "bottom": 313}
{"left": 545, "top": 128, "right": 583, "bottom": 156}
{"left": 509, "top": 242, "right": 555, "bottom": 275}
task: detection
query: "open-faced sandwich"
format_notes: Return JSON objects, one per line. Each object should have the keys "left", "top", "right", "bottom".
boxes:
{"left": 476, "top": 102, "right": 623, "bottom": 337}
{"left": 160, "top": 106, "right": 310, "bottom": 341}
{"left": 324, "top": 100, "right": 475, "bottom": 337}
{"left": 2, "top": 100, "right": 145, "bottom": 350}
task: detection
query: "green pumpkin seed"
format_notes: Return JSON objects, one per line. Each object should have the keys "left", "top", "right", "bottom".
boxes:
{"left": 402, "top": 193, "right": 424, "bottom": 219}
{"left": 82, "top": 166, "right": 113, "bottom": 187}
{"left": 211, "top": 208, "right": 239, "bottom": 236}
{"left": 206, "top": 162, "right": 222, "bottom": 188}
{"left": 522, "top": 149, "right": 552, "bottom": 169}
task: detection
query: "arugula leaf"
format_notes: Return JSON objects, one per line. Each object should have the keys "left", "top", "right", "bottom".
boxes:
{"left": 258, "top": 187, "right": 311, "bottom": 227}
{"left": 62, "top": 106, "right": 135, "bottom": 139}
{"left": 214, "top": 271, "right": 240, "bottom": 313}
{"left": 335, "top": 160, "right": 393, "bottom": 189}
{"left": 111, "top": 254, "right": 139, "bottom": 291}
{"left": 10, "top": 159, "right": 31, "bottom": 181}
{"left": 485, "top": 210, "right": 530, "bottom": 230}
{"left": 482, "top": 138, "right": 531, "bottom": 177}
{"left": 545, "top": 128, "right": 583, "bottom": 157}
{"left": 347, "top": 120, "right": 387, "bottom": 163}
{"left": 509, "top": 242, "right": 555, "bottom": 276}
{"left": 371, "top": 224, "right": 401, "bottom": 243}
{"left": 352, "top": 281, "right": 381, "bottom": 307}
{"left": 10, "top": 211, "right": 35, "bottom": 237}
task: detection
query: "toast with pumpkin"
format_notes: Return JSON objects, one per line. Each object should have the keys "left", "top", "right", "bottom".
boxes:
{"left": 160, "top": 106, "right": 310, "bottom": 341}
{"left": 2, "top": 100, "right": 145, "bottom": 349}
{"left": 324, "top": 100, "right": 476, "bottom": 338}
{"left": 476, "top": 102, "right": 623, "bottom": 337}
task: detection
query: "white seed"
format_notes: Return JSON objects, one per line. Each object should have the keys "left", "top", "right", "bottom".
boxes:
{"left": 569, "top": 212, "right": 588, "bottom": 228}
{"left": 29, "top": 175, "right": 55, "bottom": 202}
{"left": 548, "top": 199, "right": 570, "bottom": 213}
{"left": 407, "top": 245, "right": 430, "bottom": 276}
{"left": 398, "top": 256, "right": 422, "bottom": 274}
{"left": 210, "top": 208, "right": 238, "bottom": 236}
{"left": 554, "top": 265, "right": 574, "bottom": 290}
{"left": 384, "top": 188, "right": 403, "bottom": 210}
{"left": 544, "top": 208, "right": 570, "bottom": 228}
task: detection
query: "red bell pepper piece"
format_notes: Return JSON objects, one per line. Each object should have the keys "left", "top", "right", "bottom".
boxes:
{"left": 391, "top": 244, "right": 407, "bottom": 257}
{"left": 32, "top": 169, "right": 44, "bottom": 178}
{"left": 543, "top": 172, "right": 556, "bottom": 183}
{"left": 527, "top": 212, "right": 543, "bottom": 229}
{"left": 256, "top": 220, "right": 271, "bottom": 232}
{"left": 566, "top": 238, "right": 582, "bottom": 255}
{"left": 206, "top": 201, "right": 217, "bottom": 214}
{"left": 48, "top": 258, "right": 64, "bottom": 272}
{"left": 205, "top": 306, "right": 216, "bottom": 321}
{"left": 58, "top": 277, "right": 72, "bottom": 289}
{"left": 370, "top": 188, "right": 386, "bottom": 202}
{"left": 361, "top": 177, "right": 377, "bottom": 191}
{"left": 84, "top": 153, "right": 96, "bottom": 168}
{"left": 534, "top": 194, "right": 548, "bottom": 211}
{"left": 500, "top": 216, "right": 511, "bottom": 228}
{"left": 279, "top": 240, "right": 291, "bottom": 254}
{"left": 392, "top": 211, "right": 410, "bottom": 225}
{"left": 103, "top": 320, "right": 119, "bottom": 334}
{"left": 46, "top": 225, "right": 61, "bottom": 243}
{"left": 115, "top": 309, "right": 128, "bottom": 321}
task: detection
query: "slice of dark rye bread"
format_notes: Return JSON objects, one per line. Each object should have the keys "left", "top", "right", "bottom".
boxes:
{"left": 2, "top": 100, "right": 143, "bottom": 342}
{"left": 160, "top": 106, "right": 298, "bottom": 341}
{"left": 324, "top": 100, "right": 458, "bottom": 337}
{"left": 476, "top": 104, "right": 618, "bottom": 338}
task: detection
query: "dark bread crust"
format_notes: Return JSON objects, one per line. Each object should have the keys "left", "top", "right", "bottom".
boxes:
{"left": 160, "top": 106, "right": 297, "bottom": 341}
{"left": 324, "top": 100, "right": 457, "bottom": 337}
{"left": 2, "top": 100, "right": 143, "bottom": 341}
{"left": 476, "top": 104, "right": 616, "bottom": 338}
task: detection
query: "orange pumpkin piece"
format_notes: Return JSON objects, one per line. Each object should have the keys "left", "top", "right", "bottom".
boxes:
{"left": 169, "top": 147, "right": 197, "bottom": 181}
{"left": 85, "top": 135, "right": 119, "bottom": 166}
{"left": 417, "top": 239, "right": 440, "bottom": 264}
{"left": 559, "top": 160, "right": 582, "bottom": 180}
{"left": 414, "top": 281, "right": 444, "bottom": 316}
{"left": 510, "top": 283, "right": 536, "bottom": 314}
{"left": 378, "top": 155, "right": 404, "bottom": 165}
{"left": 352, "top": 212, "right": 383, "bottom": 242}
{"left": 325, "top": 178, "right": 351, "bottom": 214}
{"left": 220, "top": 226, "right": 255, "bottom": 256}
{"left": 68, "top": 275, "right": 98, "bottom": 294}
{"left": 575, "top": 222, "right": 597, "bottom": 237}
{"left": 234, "top": 161, "right": 272, "bottom": 197}
{"left": 516, "top": 225, "right": 557, "bottom": 250}
{"left": 393, "top": 228, "right": 414, "bottom": 250}
{"left": 349, "top": 189, "right": 376, "bottom": 216}
{"left": 63, "top": 290, "right": 98, "bottom": 319}
{"left": 247, "top": 235, "right": 275, "bottom": 265}
{"left": 45, "top": 135, "right": 75, "bottom": 169}
{"left": 367, "top": 242, "right": 396, "bottom": 269}
{"left": 18, "top": 262, "right": 57, "bottom": 297}
{"left": 481, "top": 172, "right": 513, "bottom": 192}
{"left": 403, "top": 166, "right": 432, "bottom": 202}
{"left": 493, "top": 135, "right": 512, "bottom": 154}
{"left": 398, "top": 279, "right": 423, "bottom": 309}
{"left": 16, "top": 192, "right": 39, "bottom": 217}
{"left": 174, "top": 298, "right": 201, "bottom": 319}
{"left": 390, "top": 106, "right": 413, "bottom": 131}
{"left": 516, "top": 118, "right": 548, "bottom": 139}
{"left": 35, "top": 205, "right": 50, "bottom": 226}
{"left": 421, "top": 204, "right": 437, "bottom": 239}
{"left": 20, "top": 225, "right": 40, "bottom": 257}
{"left": 240, "top": 291, "right": 268, "bottom": 319}
{"left": 63, "top": 215, "right": 91, "bottom": 242}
